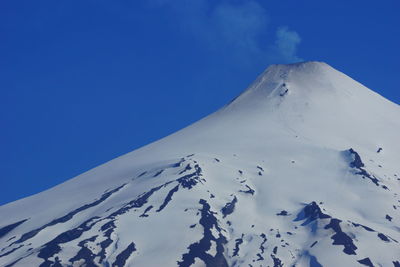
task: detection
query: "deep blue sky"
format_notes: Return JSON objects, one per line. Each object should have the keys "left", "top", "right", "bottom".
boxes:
{"left": 1, "top": 0, "right": 399, "bottom": 205}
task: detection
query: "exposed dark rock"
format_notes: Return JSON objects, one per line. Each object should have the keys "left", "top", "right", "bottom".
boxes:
{"left": 256, "top": 253, "right": 264, "bottom": 261}
{"left": 377, "top": 233, "right": 390, "bottom": 242}
{"left": 137, "top": 171, "right": 147, "bottom": 178}
{"left": 140, "top": 205, "right": 153, "bottom": 217}
{"left": 177, "top": 164, "right": 203, "bottom": 189}
{"left": 232, "top": 234, "right": 243, "bottom": 257}
{"left": 171, "top": 158, "right": 185, "bottom": 168}
{"left": 179, "top": 164, "right": 192, "bottom": 175}
{"left": 4, "top": 256, "right": 26, "bottom": 267}
{"left": 37, "top": 216, "right": 100, "bottom": 266}
{"left": 349, "top": 148, "right": 365, "bottom": 168}
{"left": 35, "top": 177, "right": 175, "bottom": 266}
{"left": 351, "top": 222, "right": 375, "bottom": 232}
{"left": 259, "top": 233, "right": 267, "bottom": 254}
{"left": 153, "top": 170, "right": 164, "bottom": 177}
{"left": 156, "top": 185, "right": 180, "bottom": 212}
{"left": 6, "top": 236, "right": 16, "bottom": 242}
{"left": 280, "top": 88, "right": 289, "bottom": 97}
{"left": 109, "top": 182, "right": 173, "bottom": 218}
{"left": 0, "top": 219, "right": 28, "bottom": 239}
{"left": 348, "top": 149, "right": 380, "bottom": 186}
{"left": 98, "top": 221, "right": 116, "bottom": 263}
{"left": 358, "top": 257, "right": 374, "bottom": 267}
{"left": 178, "top": 199, "right": 228, "bottom": 267}
{"left": 276, "top": 210, "right": 289, "bottom": 216}
{"left": 0, "top": 245, "right": 23, "bottom": 258}
{"left": 271, "top": 254, "right": 283, "bottom": 267}
{"left": 239, "top": 185, "right": 255, "bottom": 195}
{"left": 15, "top": 184, "right": 126, "bottom": 245}
{"left": 221, "top": 196, "right": 237, "bottom": 218}
{"left": 294, "top": 201, "right": 330, "bottom": 225}
{"left": 69, "top": 236, "right": 98, "bottom": 266}
{"left": 324, "top": 218, "right": 357, "bottom": 255}
{"left": 112, "top": 242, "right": 136, "bottom": 267}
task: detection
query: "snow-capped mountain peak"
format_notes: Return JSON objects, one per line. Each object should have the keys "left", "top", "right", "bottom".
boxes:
{"left": 1, "top": 62, "right": 399, "bottom": 267}
{"left": 228, "top": 61, "right": 339, "bottom": 104}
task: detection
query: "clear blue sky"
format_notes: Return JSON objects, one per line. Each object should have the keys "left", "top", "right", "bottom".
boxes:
{"left": 1, "top": 0, "right": 399, "bottom": 205}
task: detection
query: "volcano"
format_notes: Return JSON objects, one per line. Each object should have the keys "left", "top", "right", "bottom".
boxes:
{"left": 1, "top": 62, "right": 399, "bottom": 267}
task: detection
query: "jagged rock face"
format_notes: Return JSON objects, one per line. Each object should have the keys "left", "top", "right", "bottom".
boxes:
{"left": 1, "top": 62, "right": 400, "bottom": 266}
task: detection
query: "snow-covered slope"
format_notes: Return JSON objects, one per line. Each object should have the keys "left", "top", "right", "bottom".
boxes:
{"left": 1, "top": 62, "right": 399, "bottom": 267}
